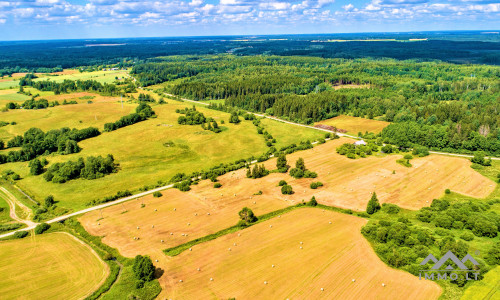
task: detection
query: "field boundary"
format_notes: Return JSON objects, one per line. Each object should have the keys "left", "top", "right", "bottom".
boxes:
{"left": 163, "top": 202, "right": 361, "bottom": 257}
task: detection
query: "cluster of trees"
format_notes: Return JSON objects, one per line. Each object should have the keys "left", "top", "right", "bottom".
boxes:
{"left": 336, "top": 142, "right": 379, "bottom": 159}
{"left": 133, "top": 255, "right": 156, "bottom": 289}
{"left": 177, "top": 106, "right": 206, "bottom": 125}
{"left": 289, "top": 158, "right": 317, "bottom": 179}
{"left": 104, "top": 103, "right": 155, "bottom": 132}
{"left": 417, "top": 199, "right": 499, "bottom": 238}
{"left": 135, "top": 55, "right": 499, "bottom": 155}
{"left": 0, "top": 127, "right": 100, "bottom": 164}
{"left": 177, "top": 106, "right": 222, "bottom": 133}
{"left": 276, "top": 154, "right": 289, "bottom": 173}
{"left": 43, "top": 154, "right": 118, "bottom": 183}
{"left": 471, "top": 151, "right": 492, "bottom": 166}
{"left": 20, "top": 75, "right": 119, "bottom": 95}
{"left": 362, "top": 198, "right": 500, "bottom": 287}
{"left": 138, "top": 93, "right": 155, "bottom": 102}
{"left": 246, "top": 164, "right": 269, "bottom": 179}
{"left": 0, "top": 66, "right": 62, "bottom": 77}
{"left": 6, "top": 98, "right": 80, "bottom": 110}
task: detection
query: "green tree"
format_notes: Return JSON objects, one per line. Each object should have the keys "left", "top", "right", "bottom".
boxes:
{"left": 281, "top": 184, "right": 293, "bottom": 195}
{"left": 229, "top": 111, "right": 240, "bottom": 124}
{"left": 29, "top": 158, "right": 44, "bottom": 175}
{"left": 295, "top": 157, "right": 306, "bottom": 171}
{"left": 44, "top": 195, "right": 55, "bottom": 208}
{"left": 276, "top": 154, "right": 289, "bottom": 173}
{"left": 307, "top": 196, "right": 318, "bottom": 206}
{"left": 133, "top": 255, "right": 156, "bottom": 283}
{"left": 238, "top": 207, "right": 257, "bottom": 224}
{"left": 366, "top": 192, "right": 381, "bottom": 214}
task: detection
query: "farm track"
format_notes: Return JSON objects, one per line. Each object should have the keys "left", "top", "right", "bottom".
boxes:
{"left": 0, "top": 187, "right": 36, "bottom": 227}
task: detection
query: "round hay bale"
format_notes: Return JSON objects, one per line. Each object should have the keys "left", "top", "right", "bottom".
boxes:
{"left": 272, "top": 265, "right": 275, "bottom": 268}
{"left": 210, "top": 278, "right": 213, "bottom": 281}
{"left": 155, "top": 259, "right": 159, "bottom": 262}
{"left": 137, "top": 226, "right": 140, "bottom": 229}
{"left": 189, "top": 248, "right": 192, "bottom": 251}
{"left": 382, "top": 283, "right": 385, "bottom": 287}
{"left": 98, "top": 223, "right": 100, "bottom": 225}
{"left": 179, "top": 280, "right": 183, "bottom": 283}
{"left": 228, "top": 248, "right": 231, "bottom": 251}
{"left": 161, "top": 240, "right": 164, "bottom": 243}
{"left": 264, "top": 281, "right": 267, "bottom": 285}
{"left": 170, "top": 232, "right": 173, "bottom": 235}
{"left": 321, "top": 288, "right": 324, "bottom": 291}
{"left": 197, "top": 268, "right": 200, "bottom": 271}
{"left": 154, "top": 209, "right": 157, "bottom": 212}
{"left": 352, "top": 279, "right": 355, "bottom": 282}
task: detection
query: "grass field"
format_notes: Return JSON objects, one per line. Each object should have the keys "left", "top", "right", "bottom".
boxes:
{"left": 0, "top": 100, "right": 323, "bottom": 211}
{"left": 0, "top": 232, "right": 109, "bottom": 300}
{"left": 157, "top": 208, "right": 441, "bottom": 299}
{"left": 33, "top": 69, "right": 128, "bottom": 84}
{"left": 461, "top": 266, "right": 500, "bottom": 300}
{"left": 316, "top": 115, "right": 390, "bottom": 134}
{"left": 79, "top": 184, "right": 290, "bottom": 258}
{"left": 0, "top": 98, "right": 134, "bottom": 140}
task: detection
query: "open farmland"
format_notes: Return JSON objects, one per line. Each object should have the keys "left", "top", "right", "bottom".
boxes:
{"left": 79, "top": 184, "right": 289, "bottom": 258}
{"left": 257, "top": 138, "right": 496, "bottom": 210}
{"left": 0, "top": 100, "right": 323, "bottom": 211}
{"left": 0, "top": 98, "right": 134, "bottom": 141}
{"left": 33, "top": 69, "right": 128, "bottom": 84}
{"left": 316, "top": 115, "right": 390, "bottom": 134}
{"left": 157, "top": 208, "right": 441, "bottom": 299}
{"left": 0, "top": 232, "right": 109, "bottom": 300}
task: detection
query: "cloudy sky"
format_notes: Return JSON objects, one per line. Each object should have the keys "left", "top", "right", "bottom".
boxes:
{"left": 0, "top": 0, "right": 498, "bottom": 40}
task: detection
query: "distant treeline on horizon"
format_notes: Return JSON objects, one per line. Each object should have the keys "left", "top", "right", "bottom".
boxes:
{"left": 0, "top": 31, "right": 499, "bottom": 70}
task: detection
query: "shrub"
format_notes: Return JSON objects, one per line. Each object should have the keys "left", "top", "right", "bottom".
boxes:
{"left": 278, "top": 180, "right": 287, "bottom": 186}
{"left": 310, "top": 182, "right": 323, "bottom": 189}
{"left": 445, "top": 189, "right": 451, "bottom": 194}
{"left": 153, "top": 191, "right": 162, "bottom": 197}
{"left": 44, "top": 195, "right": 55, "bottom": 208}
{"left": 303, "top": 170, "right": 317, "bottom": 178}
{"left": 281, "top": 185, "right": 294, "bottom": 195}
{"left": 14, "top": 231, "right": 28, "bottom": 239}
{"left": 213, "top": 183, "right": 222, "bottom": 188}
{"left": 460, "top": 232, "right": 475, "bottom": 241}
{"left": 381, "top": 203, "right": 400, "bottom": 214}
{"left": 289, "top": 168, "right": 304, "bottom": 178}
{"left": 485, "top": 242, "right": 500, "bottom": 265}
{"left": 34, "top": 223, "right": 50, "bottom": 234}
{"left": 403, "top": 154, "right": 413, "bottom": 160}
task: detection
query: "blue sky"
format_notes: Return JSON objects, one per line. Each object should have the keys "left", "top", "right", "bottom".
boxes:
{"left": 0, "top": 0, "right": 498, "bottom": 40}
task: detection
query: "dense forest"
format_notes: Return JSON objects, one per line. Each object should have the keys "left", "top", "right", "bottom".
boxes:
{"left": 0, "top": 32, "right": 499, "bottom": 71}
{"left": 132, "top": 55, "right": 500, "bottom": 155}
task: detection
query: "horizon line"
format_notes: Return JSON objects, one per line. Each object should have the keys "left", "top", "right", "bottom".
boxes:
{"left": 0, "top": 29, "right": 498, "bottom": 43}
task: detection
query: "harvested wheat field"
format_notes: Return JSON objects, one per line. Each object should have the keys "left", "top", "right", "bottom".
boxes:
{"left": 256, "top": 137, "right": 496, "bottom": 210}
{"left": 0, "top": 232, "right": 109, "bottom": 300}
{"left": 79, "top": 186, "right": 289, "bottom": 258}
{"left": 316, "top": 115, "right": 390, "bottom": 134}
{"left": 160, "top": 208, "right": 442, "bottom": 299}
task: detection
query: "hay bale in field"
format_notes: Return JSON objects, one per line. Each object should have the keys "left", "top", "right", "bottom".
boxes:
{"left": 210, "top": 278, "right": 213, "bottom": 281}
{"left": 352, "top": 279, "right": 356, "bottom": 282}
{"left": 382, "top": 283, "right": 386, "bottom": 287}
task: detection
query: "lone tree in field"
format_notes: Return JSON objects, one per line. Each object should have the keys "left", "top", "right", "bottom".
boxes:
{"left": 133, "top": 255, "right": 156, "bottom": 284}
{"left": 276, "top": 154, "right": 289, "bottom": 173}
{"left": 239, "top": 207, "right": 257, "bottom": 224}
{"left": 366, "top": 192, "right": 381, "bottom": 214}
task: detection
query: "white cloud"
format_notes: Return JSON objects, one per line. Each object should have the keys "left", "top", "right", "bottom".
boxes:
{"left": 343, "top": 3, "right": 354, "bottom": 11}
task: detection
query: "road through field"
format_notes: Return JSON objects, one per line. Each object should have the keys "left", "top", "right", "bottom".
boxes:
{"left": 162, "top": 92, "right": 500, "bottom": 161}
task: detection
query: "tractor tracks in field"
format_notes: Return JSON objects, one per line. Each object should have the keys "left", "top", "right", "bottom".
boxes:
{"left": 0, "top": 187, "right": 36, "bottom": 227}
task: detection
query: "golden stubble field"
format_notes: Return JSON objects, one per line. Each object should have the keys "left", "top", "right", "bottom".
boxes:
{"left": 159, "top": 208, "right": 442, "bottom": 299}
{"left": 316, "top": 115, "right": 390, "bottom": 134}
{"left": 80, "top": 137, "right": 496, "bottom": 260}
{"left": 0, "top": 232, "right": 109, "bottom": 300}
